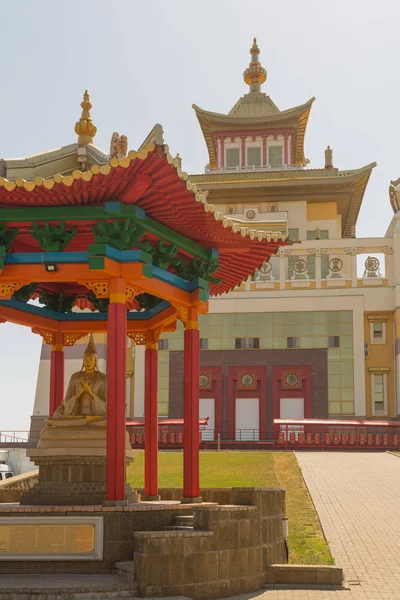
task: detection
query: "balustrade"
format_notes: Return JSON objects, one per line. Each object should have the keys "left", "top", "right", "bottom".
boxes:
{"left": 249, "top": 238, "right": 393, "bottom": 291}
{"left": 205, "top": 164, "right": 305, "bottom": 174}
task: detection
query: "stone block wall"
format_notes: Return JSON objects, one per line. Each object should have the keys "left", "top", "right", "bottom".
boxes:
{"left": 133, "top": 488, "right": 286, "bottom": 599}
{"left": 0, "top": 486, "right": 286, "bottom": 599}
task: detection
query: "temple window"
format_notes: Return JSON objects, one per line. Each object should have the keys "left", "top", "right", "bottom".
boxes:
{"left": 328, "top": 336, "right": 340, "bottom": 348}
{"left": 369, "top": 318, "right": 387, "bottom": 344}
{"left": 307, "top": 230, "right": 329, "bottom": 240}
{"left": 372, "top": 373, "right": 387, "bottom": 415}
{"left": 247, "top": 146, "right": 261, "bottom": 167}
{"left": 288, "top": 228, "right": 299, "bottom": 241}
{"left": 287, "top": 336, "right": 299, "bottom": 349}
{"left": 228, "top": 206, "right": 235, "bottom": 215}
{"left": 158, "top": 339, "right": 168, "bottom": 351}
{"left": 225, "top": 148, "right": 240, "bottom": 168}
{"left": 268, "top": 145, "right": 283, "bottom": 167}
{"left": 234, "top": 337, "right": 259, "bottom": 349}
{"left": 270, "top": 205, "right": 276, "bottom": 213}
{"left": 200, "top": 338, "right": 208, "bottom": 350}
{"left": 248, "top": 337, "right": 260, "bottom": 349}
{"left": 235, "top": 337, "right": 247, "bottom": 349}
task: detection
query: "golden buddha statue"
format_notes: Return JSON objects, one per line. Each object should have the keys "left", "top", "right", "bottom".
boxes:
{"left": 46, "top": 334, "right": 107, "bottom": 428}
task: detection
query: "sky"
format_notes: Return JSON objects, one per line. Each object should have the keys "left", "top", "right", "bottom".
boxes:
{"left": 0, "top": 0, "right": 399, "bottom": 430}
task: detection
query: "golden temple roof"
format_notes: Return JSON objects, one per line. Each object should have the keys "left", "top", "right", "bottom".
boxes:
{"left": 193, "top": 98, "right": 315, "bottom": 169}
{"left": 191, "top": 162, "right": 377, "bottom": 238}
{"left": 193, "top": 38, "right": 314, "bottom": 168}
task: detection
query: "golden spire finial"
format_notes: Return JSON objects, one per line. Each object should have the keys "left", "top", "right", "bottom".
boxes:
{"left": 243, "top": 38, "right": 267, "bottom": 93}
{"left": 74, "top": 90, "right": 97, "bottom": 145}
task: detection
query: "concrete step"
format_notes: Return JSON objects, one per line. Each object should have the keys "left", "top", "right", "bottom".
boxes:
{"left": 0, "top": 573, "right": 138, "bottom": 600}
{"left": 171, "top": 515, "right": 194, "bottom": 527}
{"left": 116, "top": 560, "right": 134, "bottom": 580}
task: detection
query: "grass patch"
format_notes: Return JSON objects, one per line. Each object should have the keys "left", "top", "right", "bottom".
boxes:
{"left": 127, "top": 451, "right": 333, "bottom": 565}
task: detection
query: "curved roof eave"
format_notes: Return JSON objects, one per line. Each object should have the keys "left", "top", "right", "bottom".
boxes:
{"left": 193, "top": 98, "right": 315, "bottom": 168}
{"left": 0, "top": 127, "right": 289, "bottom": 295}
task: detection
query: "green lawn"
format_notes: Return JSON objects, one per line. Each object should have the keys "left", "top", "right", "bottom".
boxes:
{"left": 127, "top": 451, "right": 333, "bottom": 565}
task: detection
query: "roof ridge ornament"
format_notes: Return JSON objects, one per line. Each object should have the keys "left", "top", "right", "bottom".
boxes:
{"left": 75, "top": 90, "right": 97, "bottom": 145}
{"left": 243, "top": 38, "right": 267, "bottom": 93}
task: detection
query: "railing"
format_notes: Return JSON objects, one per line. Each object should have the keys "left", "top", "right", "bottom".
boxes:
{"left": 274, "top": 419, "right": 400, "bottom": 450}
{"left": 249, "top": 238, "right": 393, "bottom": 290}
{"left": 205, "top": 164, "right": 305, "bottom": 174}
{"left": 0, "top": 431, "right": 31, "bottom": 444}
{"left": 7, "top": 420, "right": 400, "bottom": 451}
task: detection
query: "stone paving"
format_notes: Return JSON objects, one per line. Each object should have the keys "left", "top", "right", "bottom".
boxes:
{"left": 231, "top": 451, "right": 400, "bottom": 600}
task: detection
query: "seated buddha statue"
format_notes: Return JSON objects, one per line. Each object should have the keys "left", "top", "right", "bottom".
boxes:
{"left": 45, "top": 334, "right": 107, "bottom": 428}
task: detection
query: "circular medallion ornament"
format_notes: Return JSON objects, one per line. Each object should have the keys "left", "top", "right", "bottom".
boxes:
{"left": 329, "top": 258, "right": 343, "bottom": 273}
{"left": 260, "top": 261, "right": 272, "bottom": 275}
{"left": 293, "top": 259, "right": 307, "bottom": 274}
{"left": 246, "top": 209, "right": 256, "bottom": 220}
{"left": 199, "top": 374, "right": 209, "bottom": 388}
{"left": 285, "top": 373, "right": 299, "bottom": 387}
{"left": 241, "top": 374, "right": 254, "bottom": 387}
{"left": 365, "top": 256, "right": 379, "bottom": 272}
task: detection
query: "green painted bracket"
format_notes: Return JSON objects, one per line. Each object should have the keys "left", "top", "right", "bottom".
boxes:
{"left": 0, "top": 201, "right": 219, "bottom": 263}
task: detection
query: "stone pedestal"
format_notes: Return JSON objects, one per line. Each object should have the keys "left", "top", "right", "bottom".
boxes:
{"left": 22, "top": 427, "right": 139, "bottom": 506}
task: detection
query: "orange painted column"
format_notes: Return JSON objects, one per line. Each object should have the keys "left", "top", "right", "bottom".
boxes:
{"left": 106, "top": 278, "right": 127, "bottom": 502}
{"left": 144, "top": 332, "right": 159, "bottom": 499}
{"left": 183, "top": 309, "right": 201, "bottom": 501}
{"left": 49, "top": 333, "right": 64, "bottom": 416}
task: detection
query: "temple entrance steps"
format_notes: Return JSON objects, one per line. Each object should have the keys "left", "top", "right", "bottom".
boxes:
{"left": 0, "top": 574, "right": 139, "bottom": 600}
{"left": 163, "top": 513, "right": 194, "bottom": 530}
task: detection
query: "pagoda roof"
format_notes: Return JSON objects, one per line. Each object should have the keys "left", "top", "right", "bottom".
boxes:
{"left": 190, "top": 162, "right": 376, "bottom": 238}
{"left": 193, "top": 97, "right": 315, "bottom": 169}
{"left": 4, "top": 143, "right": 109, "bottom": 181}
{"left": 0, "top": 125, "right": 287, "bottom": 295}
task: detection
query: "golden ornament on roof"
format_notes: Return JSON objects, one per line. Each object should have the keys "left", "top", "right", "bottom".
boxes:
{"left": 75, "top": 90, "right": 97, "bottom": 144}
{"left": 243, "top": 37, "right": 267, "bottom": 91}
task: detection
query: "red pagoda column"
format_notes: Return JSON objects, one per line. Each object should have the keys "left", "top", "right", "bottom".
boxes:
{"left": 106, "top": 278, "right": 127, "bottom": 502}
{"left": 49, "top": 333, "right": 64, "bottom": 416}
{"left": 183, "top": 308, "right": 201, "bottom": 502}
{"left": 144, "top": 331, "right": 159, "bottom": 499}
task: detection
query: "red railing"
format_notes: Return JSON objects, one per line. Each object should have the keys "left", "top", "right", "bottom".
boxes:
{"left": 5, "top": 418, "right": 400, "bottom": 451}
{"left": 274, "top": 418, "right": 400, "bottom": 450}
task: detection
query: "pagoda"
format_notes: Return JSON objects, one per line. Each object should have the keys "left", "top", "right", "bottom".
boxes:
{"left": 0, "top": 91, "right": 287, "bottom": 502}
{"left": 191, "top": 39, "right": 375, "bottom": 240}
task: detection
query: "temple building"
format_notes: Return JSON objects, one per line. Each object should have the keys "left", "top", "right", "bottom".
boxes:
{"left": 4, "top": 41, "right": 400, "bottom": 440}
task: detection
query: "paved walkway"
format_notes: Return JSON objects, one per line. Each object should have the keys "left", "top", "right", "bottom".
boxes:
{"left": 233, "top": 451, "right": 400, "bottom": 600}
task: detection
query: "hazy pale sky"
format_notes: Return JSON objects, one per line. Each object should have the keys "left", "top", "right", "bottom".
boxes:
{"left": 1, "top": 0, "right": 399, "bottom": 430}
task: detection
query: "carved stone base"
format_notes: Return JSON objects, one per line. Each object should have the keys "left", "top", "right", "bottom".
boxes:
{"left": 23, "top": 428, "right": 139, "bottom": 505}
{"left": 21, "top": 452, "right": 139, "bottom": 505}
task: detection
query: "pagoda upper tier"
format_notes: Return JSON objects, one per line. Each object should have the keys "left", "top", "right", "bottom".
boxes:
{"left": 193, "top": 39, "right": 315, "bottom": 171}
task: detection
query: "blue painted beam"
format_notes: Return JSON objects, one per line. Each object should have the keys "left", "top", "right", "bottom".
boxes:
{"left": 0, "top": 298, "right": 171, "bottom": 322}
{"left": 3, "top": 248, "right": 152, "bottom": 265}
{"left": 151, "top": 265, "right": 209, "bottom": 293}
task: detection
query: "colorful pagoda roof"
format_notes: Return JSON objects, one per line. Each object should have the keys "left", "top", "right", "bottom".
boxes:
{"left": 0, "top": 124, "right": 287, "bottom": 297}
{"left": 193, "top": 39, "right": 315, "bottom": 169}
